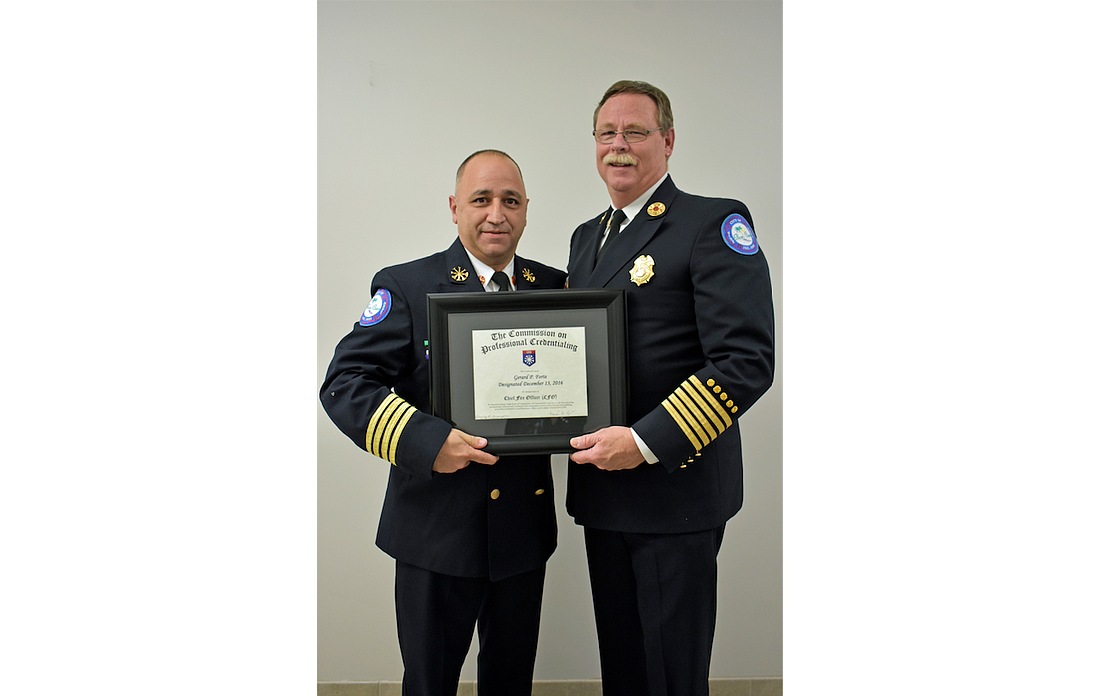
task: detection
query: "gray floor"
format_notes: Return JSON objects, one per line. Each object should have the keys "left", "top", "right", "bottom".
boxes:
{"left": 318, "top": 678, "right": 783, "bottom": 696}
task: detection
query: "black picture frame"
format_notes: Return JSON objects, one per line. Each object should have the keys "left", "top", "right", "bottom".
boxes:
{"left": 427, "top": 288, "right": 628, "bottom": 455}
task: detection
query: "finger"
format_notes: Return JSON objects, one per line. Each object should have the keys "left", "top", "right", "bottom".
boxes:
{"left": 455, "top": 430, "right": 489, "bottom": 449}
{"left": 466, "top": 447, "right": 498, "bottom": 466}
{"left": 569, "top": 448, "right": 595, "bottom": 466}
{"left": 570, "top": 432, "right": 597, "bottom": 450}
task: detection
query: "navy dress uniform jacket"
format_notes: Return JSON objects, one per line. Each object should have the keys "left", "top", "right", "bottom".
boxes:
{"left": 565, "top": 176, "right": 775, "bottom": 534}
{"left": 321, "top": 238, "right": 567, "bottom": 581}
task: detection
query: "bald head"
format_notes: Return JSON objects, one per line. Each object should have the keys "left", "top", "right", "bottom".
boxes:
{"left": 455, "top": 149, "right": 524, "bottom": 191}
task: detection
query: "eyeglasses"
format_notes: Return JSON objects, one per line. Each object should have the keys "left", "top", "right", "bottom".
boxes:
{"left": 592, "top": 128, "right": 661, "bottom": 144}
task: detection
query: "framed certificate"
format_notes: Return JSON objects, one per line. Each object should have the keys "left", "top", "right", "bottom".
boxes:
{"left": 427, "top": 288, "right": 628, "bottom": 455}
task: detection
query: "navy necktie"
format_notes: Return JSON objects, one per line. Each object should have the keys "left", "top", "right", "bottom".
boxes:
{"left": 490, "top": 270, "right": 512, "bottom": 291}
{"left": 596, "top": 209, "right": 626, "bottom": 262}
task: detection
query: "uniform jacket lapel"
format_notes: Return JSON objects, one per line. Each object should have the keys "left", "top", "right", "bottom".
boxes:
{"left": 438, "top": 238, "right": 484, "bottom": 293}
{"left": 513, "top": 255, "right": 548, "bottom": 290}
{"left": 589, "top": 177, "right": 679, "bottom": 288}
{"left": 573, "top": 207, "right": 610, "bottom": 284}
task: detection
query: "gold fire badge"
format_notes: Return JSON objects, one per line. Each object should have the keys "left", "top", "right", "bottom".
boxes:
{"left": 630, "top": 255, "right": 655, "bottom": 286}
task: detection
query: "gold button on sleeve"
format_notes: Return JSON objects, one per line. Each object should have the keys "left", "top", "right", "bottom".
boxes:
{"left": 490, "top": 489, "right": 501, "bottom": 500}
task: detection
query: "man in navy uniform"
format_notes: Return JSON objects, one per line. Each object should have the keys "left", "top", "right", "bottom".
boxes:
{"left": 321, "top": 150, "right": 566, "bottom": 696}
{"left": 566, "top": 81, "right": 776, "bottom": 695}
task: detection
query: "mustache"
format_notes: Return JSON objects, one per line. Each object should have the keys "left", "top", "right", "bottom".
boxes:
{"left": 602, "top": 153, "right": 638, "bottom": 166}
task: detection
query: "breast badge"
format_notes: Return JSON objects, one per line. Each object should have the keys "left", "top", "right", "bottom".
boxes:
{"left": 629, "top": 255, "right": 655, "bottom": 286}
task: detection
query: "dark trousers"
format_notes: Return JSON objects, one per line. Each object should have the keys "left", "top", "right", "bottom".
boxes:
{"left": 394, "top": 561, "right": 546, "bottom": 696}
{"left": 583, "top": 525, "right": 725, "bottom": 696}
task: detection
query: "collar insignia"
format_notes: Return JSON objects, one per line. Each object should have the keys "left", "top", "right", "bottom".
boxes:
{"left": 647, "top": 202, "right": 666, "bottom": 217}
{"left": 522, "top": 268, "right": 536, "bottom": 283}
{"left": 451, "top": 267, "right": 469, "bottom": 282}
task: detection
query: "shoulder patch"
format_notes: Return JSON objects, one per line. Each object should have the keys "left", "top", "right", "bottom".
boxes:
{"left": 359, "top": 288, "right": 392, "bottom": 326}
{"left": 721, "top": 214, "right": 759, "bottom": 255}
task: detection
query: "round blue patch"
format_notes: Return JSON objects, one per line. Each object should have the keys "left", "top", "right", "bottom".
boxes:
{"left": 721, "top": 214, "right": 759, "bottom": 255}
{"left": 359, "top": 288, "right": 392, "bottom": 326}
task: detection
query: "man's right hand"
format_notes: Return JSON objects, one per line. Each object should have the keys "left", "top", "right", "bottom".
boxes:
{"left": 432, "top": 429, "right": 498, "bottom": 473}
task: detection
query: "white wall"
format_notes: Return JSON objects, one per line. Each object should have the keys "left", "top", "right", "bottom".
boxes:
{"left": 318, "top": 0, "right": 783, "bottom": 681}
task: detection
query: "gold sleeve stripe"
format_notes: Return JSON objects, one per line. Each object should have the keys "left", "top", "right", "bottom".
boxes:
{"left": 366, "top": 394, "right": 402, "bottom": 455}
{"left": 377, "top": 401, "right": 408, "bottom": 462}
{"left": 681, "top": 386, "right": 727, "bottom": 433}
{"left": 671, "top": 394, "right": 716, "bottom": 449}
{"left": 687, "top": 376, "right": 735, "bottom": 428}
{"left": 661, "top": 399, "right": 704, "bottom": 452}
{"left": 660, "top": 376, "right": 743, "bottom": 452}
{"left": 668, "top": 391, "right": 718, "bottom": 444}
{"left": 677, "top": 384, "right": 726, "bottom": 435}
{"left": 386, "top": 406, "right": 416, "bottom": 463}
{"left": 365, "top": 394, "right": 418, "bottom": 463}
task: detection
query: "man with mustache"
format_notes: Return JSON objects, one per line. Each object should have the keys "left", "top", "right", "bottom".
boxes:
{"left": 321, "top": 150, "right": 566, "bottom": 695}
{"left": 565, "top": 81, "right": 776, "bottom": 695}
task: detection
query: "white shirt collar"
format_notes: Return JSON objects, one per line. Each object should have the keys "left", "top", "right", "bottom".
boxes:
{"left": 610, "top": 172, "right": 669, "bottom": 230}
{"left": 463, "top": 249, "right": 514, "bottom": 291}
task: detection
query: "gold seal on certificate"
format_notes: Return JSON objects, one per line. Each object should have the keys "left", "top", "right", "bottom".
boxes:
{"left": 471, "top": 327, "right": 589, "bottom": 420}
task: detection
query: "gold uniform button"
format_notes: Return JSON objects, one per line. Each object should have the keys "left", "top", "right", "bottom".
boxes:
{"left": 707, "top": 379, "right": 716, "bottom": 387}
{"left": 535, "top": 489, "right": 545, "bottom": 496}
{"left": 490, "top": 489, "right": 501, "bottom": 500}
{"left": 720, "top": 392, "right": 728, "bottom": 400}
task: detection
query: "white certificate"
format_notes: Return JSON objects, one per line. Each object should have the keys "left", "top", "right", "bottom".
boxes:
{"left": 471, "top": 327, "right": 589, "bottom": 420}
